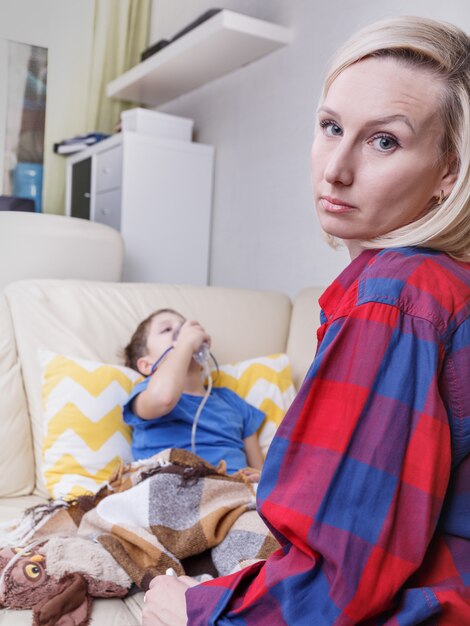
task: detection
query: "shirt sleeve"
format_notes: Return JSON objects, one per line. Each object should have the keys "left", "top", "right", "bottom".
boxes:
{"left": 122, "top": 377, "right": 149, "bottom": 426}
{"left": 242, "top": 402, "right": 265, "bottom": 440}
{"left": 220, "top": 388, "right": 265, "bottom": 439}
{"left": 186, "top": 301, "right": 454, "bottom": 625}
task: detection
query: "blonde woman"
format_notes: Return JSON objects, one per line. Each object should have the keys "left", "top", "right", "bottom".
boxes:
{"left": 143, "top": 16, "right": 470, "bottom": 625}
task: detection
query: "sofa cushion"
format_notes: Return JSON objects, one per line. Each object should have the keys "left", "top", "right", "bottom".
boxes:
{"left": 41, "top": 351, "right": 142, "bottom": 500}
{"left": 0, "top": 294, "right": 34, "bottom": 497}
{"left": 4, "top": 279, "right": 291, "bottom": 495}
{"left": 0, "top": 495, "right": 48, "bottom": 526}
{"left": 0, "top": 597, "right": 142, "bottom": 625}
{"left": 286, "top": 286, "right": 324, "bottom": 389}
{"left": 211, "top": 353, "right": 296, "bottom": 455}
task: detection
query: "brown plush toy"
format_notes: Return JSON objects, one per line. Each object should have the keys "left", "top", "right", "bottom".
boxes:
{"left": 31, "top": 573, "right": 92, "bottom": 626}
{"left": 0, "top": 539, "right": 131, "bottom": 625}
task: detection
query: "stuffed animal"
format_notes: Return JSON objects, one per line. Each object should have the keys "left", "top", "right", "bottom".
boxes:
{"left": 0, "top": 537, "right": 131, "bottom": 626}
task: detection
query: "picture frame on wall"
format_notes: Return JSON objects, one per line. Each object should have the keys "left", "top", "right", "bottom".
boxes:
{"left": 0, "top": 39, "right": 47, "bottom": 212}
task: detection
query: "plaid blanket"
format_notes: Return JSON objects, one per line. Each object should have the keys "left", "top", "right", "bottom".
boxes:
{"left": 0, "top": 449, "right": 278, "bottom": 623}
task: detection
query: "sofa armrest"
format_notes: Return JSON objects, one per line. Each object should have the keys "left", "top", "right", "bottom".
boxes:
{"left": 0, "top": 212, "right": 123, "bottom": 290}
{"left": 287, "top": 286, "right": 324, "bottom": 389}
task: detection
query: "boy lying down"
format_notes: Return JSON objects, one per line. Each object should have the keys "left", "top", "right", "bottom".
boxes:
{"left": 123, "top": 308, "right": 265, "bottom": 481}
{"left": 0, "top": 310, "right": 277, "bottom": 624}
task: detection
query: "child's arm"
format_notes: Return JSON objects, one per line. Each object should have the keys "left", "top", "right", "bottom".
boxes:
{"left": 134, "top": 321, "right": 207, "bottom": 420}
{"left": 243, "top": 433, "right": 264, "bottom": 470}
{"left": 238, "top": 434, "right": 264, "bottom": 482}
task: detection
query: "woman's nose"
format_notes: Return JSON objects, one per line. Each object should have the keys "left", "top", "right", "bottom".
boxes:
{"left": 324, "top": 143, "right": 354, "bottom": 186}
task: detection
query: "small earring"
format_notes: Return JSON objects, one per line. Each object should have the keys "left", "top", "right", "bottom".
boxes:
{"left": 436, "top": 190, "right": 444, "bottom": 205}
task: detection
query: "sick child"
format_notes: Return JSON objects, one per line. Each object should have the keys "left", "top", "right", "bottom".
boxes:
{"left": 123, "top": 308, "right": 264, "bottom": 478}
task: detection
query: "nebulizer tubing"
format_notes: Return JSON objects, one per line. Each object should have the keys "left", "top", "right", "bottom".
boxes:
{"left": 150, "top": 347, "right": 174, "bottom": 374}
{"left": 191, "top": 353, "right": 212, "bottom": 455}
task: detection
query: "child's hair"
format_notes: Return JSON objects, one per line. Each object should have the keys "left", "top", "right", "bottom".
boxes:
{"left": 124, "top": 308, "right": 184, "bottom": 371}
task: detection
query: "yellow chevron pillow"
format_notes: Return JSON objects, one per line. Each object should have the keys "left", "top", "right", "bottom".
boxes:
{"left": 40, "top": 350, "right": 143, "bottom": 500}
{"left": 211, "top": 353, "right": 296, "bottom": 456}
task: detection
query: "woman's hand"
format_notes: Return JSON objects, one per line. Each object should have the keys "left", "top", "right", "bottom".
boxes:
{"left": 141, "top": 574, "right": 199, "bottom": 626}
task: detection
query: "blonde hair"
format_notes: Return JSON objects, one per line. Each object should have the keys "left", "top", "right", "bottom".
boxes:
{"left": 321, "top": 16, "right": 470, "bottom": 260}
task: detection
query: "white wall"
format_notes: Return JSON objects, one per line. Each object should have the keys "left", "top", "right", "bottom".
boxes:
{"left": 149, "top": 0, "right": 470, "bottom": 298}
{"left": 0, "top": 0, "right": 94, "bottom": 213}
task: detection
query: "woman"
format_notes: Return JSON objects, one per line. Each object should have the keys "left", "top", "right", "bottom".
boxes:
{"left": 143, "top": 15, "right": 470, "bottom": 625}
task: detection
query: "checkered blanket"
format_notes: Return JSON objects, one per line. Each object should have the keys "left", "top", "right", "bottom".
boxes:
{"left": 0, "top": 449, "right": 278, "bottom": 622}
{"left": 79, "top": 448, "right": 278, "bottom": 588}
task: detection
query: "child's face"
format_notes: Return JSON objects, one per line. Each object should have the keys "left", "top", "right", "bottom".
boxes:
{"left": 145, "top": 311, "right": 185, "bottom": 364}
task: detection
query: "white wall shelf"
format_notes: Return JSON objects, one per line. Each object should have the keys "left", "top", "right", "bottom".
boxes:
{"left": 106, "top": 10, "right": 291, "bottom": 107}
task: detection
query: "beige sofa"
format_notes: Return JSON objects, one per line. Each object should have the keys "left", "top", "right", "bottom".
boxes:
{"left": 0, "top": 217, "right": 324, "bottom": 625}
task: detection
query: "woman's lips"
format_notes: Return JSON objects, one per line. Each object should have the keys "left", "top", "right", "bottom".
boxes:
{"left": 320, "top": 196, "right": 357, "bottom": 213}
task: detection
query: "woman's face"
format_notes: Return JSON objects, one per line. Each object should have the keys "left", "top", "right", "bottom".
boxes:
{"left": 311, "top": 56, "right": 455, "bottom": 250}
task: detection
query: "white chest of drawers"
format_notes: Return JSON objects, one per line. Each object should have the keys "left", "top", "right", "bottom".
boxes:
{"left": 65, "top": 132, "right": 214, "bottom": 285}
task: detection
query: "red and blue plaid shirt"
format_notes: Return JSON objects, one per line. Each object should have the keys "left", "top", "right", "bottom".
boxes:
{"left": 186, "top": 247, "right": 470, "bottom": 625}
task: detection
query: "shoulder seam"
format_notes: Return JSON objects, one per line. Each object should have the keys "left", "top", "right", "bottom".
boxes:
{"left": 356, "top": 292, "right": 447, "bottom": 337}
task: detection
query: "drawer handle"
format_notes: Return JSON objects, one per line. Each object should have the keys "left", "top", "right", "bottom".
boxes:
{"left": 102, "top": 167, "right": 111, "bottom": 174}
{"left": 100, "top": 208, "right": 110, "bottom": 215}
{"left": 83, "top": 192, "right": 91, "bottom": 198}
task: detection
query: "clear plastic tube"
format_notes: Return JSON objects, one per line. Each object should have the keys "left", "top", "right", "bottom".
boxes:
{"left": 191, "top": 360, "right": 212, "bottom": 455}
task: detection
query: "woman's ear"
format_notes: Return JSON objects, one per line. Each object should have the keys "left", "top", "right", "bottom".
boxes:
{"left": 136, "top": 356, "right": 153, "bottom": 376}
{"left": 438, "top": 152, "right": 459, "bottom": 197}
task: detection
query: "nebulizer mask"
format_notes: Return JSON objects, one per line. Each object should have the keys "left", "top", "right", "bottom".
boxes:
{"left": 172, "top": 323, "right": 212, "bottom": 455}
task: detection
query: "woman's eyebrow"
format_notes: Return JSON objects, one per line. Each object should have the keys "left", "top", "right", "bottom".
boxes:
{"left": 317, "top": 106, "right": 415, "bottom": 133}
{"left": 363, "top": 114, "right": 416, "bottom": 133}
{"left": 317, "top": 105, "right": 339, "bottom": 119}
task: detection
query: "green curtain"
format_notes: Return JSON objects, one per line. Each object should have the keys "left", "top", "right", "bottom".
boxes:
{"left": 85, "top": 0, "right": 151, "bottom": 134}
{"left": 43, "top": 0, "right": 150, "bottom": 214}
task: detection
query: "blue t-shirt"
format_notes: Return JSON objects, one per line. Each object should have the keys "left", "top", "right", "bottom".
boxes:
{"left": 123, "top": 378, "right": 265, "bottom": 473}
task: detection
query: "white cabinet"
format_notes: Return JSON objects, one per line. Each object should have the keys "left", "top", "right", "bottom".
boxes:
{"left": 66, "top": 132, "right": 214, "bottom": 285}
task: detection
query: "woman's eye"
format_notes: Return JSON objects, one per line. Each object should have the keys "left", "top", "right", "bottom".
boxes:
{"left": 371, "top": 134, "right": 399, "bottom": 152}
{"left": 319, "top": 120, "right": 342, "bottom": 137}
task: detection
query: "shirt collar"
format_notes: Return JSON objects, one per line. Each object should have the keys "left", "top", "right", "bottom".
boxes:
{"left": 319, "top": 249, "right": 380, "bottom": 321}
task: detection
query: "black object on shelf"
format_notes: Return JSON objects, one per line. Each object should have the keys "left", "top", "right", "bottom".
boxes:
{"left": 141, "top": 39, "right": 170, "bottom": 62}
{"left": 0, "top": 195, "right": 35, "bottom": 212}
{"left": 54, "top": 132, "right": 109, "bottom": 156}
{"left": 141, "top": 8, "right": 222, "bottom": 62}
